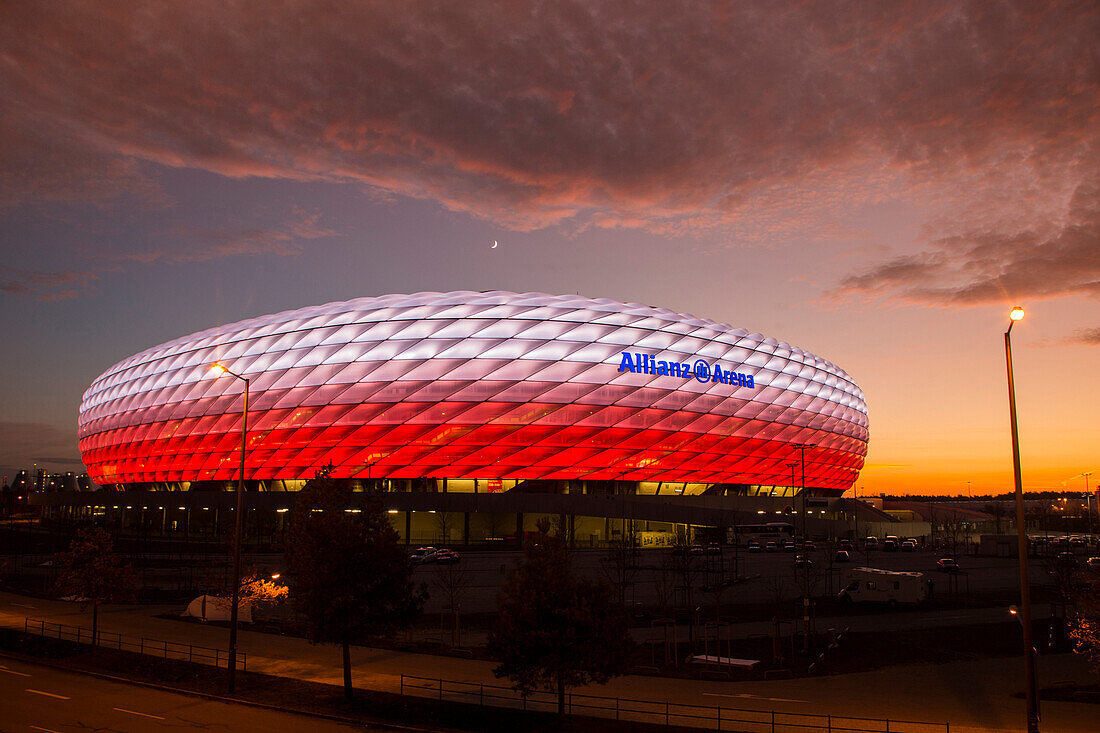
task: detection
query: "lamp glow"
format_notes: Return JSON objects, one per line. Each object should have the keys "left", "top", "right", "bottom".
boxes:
{"left": 1010, "top": 306, "right": 1025, "bottom": 321}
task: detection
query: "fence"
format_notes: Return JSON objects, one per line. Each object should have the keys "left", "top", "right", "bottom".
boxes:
{"left": 399, "top": 674, "right": 949, "bottom": 733}
{"left": 21, "top": 617, "right": 245, "bottom": 671}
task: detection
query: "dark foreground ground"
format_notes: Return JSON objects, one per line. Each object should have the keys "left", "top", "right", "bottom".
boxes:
{"left": 0, "top": 628, "right": 716, "bottom": 733}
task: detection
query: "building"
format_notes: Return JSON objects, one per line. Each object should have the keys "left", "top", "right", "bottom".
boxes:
{"left": 65, "top": 291, "right": 869, "bottom": 545}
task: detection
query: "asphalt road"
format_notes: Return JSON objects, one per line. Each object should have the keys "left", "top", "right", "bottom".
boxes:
{"left": 0, "top": 655, "right": 390, "bottom": 733}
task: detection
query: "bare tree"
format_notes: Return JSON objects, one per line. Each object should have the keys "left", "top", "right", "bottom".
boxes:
{"left": 432, "top": 560, "right": 470, "bottom": 646}
{"left": 764, "top": 573, "right": 790, "bottom": 616}
{"left": 652, "top": 560, "right": 675, "bottom": 618}
{"left": 602, "top": 538, "right": 638, "bottom": 609}
{"left": 54, "top": 527, "right": 137, "bottom": 645}
{"left": 937, "top": 509, "right": 968, "bottom": 558}
{"left": 432, "top": 511, "right": 453, "bottom": 545}
{"left": 667, "top": 547, "right": 702, "bottom": 608}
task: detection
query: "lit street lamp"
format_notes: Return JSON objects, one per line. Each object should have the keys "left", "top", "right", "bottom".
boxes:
{"left": 1084, "top": 472, "right": 1094, "bottom": 540}
{"left": 1005, "top": 306, "right": 1039, "bottom": 732}
{"left": 210, "top": 362, "right": 249, "bottom": 693}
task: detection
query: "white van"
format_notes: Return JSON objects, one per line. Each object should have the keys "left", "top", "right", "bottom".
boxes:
{"left": 838, "top": 567, "right": 929, "bottom": 606}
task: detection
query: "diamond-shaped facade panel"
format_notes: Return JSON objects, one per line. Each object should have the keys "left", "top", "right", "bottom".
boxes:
{"left": 78, "top": 291, "right": 869, "bottom": 492}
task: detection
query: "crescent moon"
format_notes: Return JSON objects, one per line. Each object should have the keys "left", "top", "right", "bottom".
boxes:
{"left": 491, "top": 240, "right": 498, "bottom": 248}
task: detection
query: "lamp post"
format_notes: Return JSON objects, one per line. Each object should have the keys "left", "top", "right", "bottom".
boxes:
{"left": 210, "top": 362, "right": 249, "bottom": 694}
{"left": 1005, "top": 306, "right": 1039, "bottom": 733}
{"left": 1084, "top": 472, "right": 1093, "bottom": 541}
{"left": 788, "top": 443, "right": 813, "bottom": 652}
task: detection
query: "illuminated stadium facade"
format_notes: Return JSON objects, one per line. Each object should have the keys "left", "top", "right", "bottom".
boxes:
{"left": 70, "top": 292, "right": 869, "bottom": 544}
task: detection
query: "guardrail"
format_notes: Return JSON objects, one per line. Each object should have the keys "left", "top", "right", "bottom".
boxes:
{"left": 21, "top": 617, "right": 244, "bottom": 671}
{"left": 399, "top": 674, "right": 948, "bottom": 732}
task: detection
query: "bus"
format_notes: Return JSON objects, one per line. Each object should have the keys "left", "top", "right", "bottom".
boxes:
{"left": 733, "top": 522, "right": 795, "bottom": 545}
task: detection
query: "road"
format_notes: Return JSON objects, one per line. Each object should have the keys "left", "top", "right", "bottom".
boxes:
{"left": 0, "top": 655, "right": 397, "bottom": 732}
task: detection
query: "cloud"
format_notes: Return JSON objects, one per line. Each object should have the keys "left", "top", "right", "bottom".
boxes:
{"left": 1067, "top": 327, "right": 1100, "bottom": 346}
{"left": 0, "top": 421, "right": 82, "bottom": 481}
{"left": 0, "top": 1, "right": 1096, "bottom": 263}
{"left": 833, "top": 173, "right": 1100, "bottom": 305}
{"left": 124, "top": 207, "right": 338, "bottom": 264}
{"left": 0, "top": 267, "right": 99, "bottom": 301}
{"left": 0, "top": 209, "right": 336, "bottom": 301}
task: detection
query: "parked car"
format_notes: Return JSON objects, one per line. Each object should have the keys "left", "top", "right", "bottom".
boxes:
{"left": 838, "top": 538, "right": 853, "bottom": 551}
{"left": 690, "top": 544, "right": 707, "bottom": 556}
{"left": 765, "top": 541, "right": 779, "bottom": 553}
{"left": 794, "top": 554, "right": 814, "bottom": 568}
{"left": 706, "top": 543, "right": 722, "bottom": 556}
{"left": 803, "top": 540, "right": 816, "bottom": 551}
{"left": 1086, "top": 557, "right": 1100, "bottom": 572}
{"left": 1056, "top": 551, "right": 1079, "bottom": 568}
{"left": 435, "top": 549, "right": 461, "bottom": 564}
{"left": 936, "top": 558, "right": 960, "bottom": 573}
{"left": 901, "top": 539, "right": 918, "bottom": 552}
{"left": 410, "top": 546, "right": 439, "bottom": 564}
{"left": 748, "top": 540, "right": 763, "bottom": 553}
{"left": 883, "top": 539, "right": 899, "bottom": 552}
{"left": 783, "top": 541, "right": 797, "bottom": 553}
{"left": 834, "top": 550, "right": 851, "bottom": 563}
{"left": 864, "top": 536, "right": 879, "bottom": 550}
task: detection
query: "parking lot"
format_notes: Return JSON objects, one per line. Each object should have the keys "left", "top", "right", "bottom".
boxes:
{"left": 410, "top": 541, "right": 1062, "bottom": 615}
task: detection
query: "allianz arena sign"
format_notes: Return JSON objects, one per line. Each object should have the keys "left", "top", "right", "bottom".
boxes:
{"left": 618, "top": 352, "right": 755, "bottom": 388}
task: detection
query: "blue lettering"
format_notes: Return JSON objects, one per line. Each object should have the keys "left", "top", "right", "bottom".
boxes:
{"left": 693, "top": 360, "right": 711, "bottom": 382}
{"left": 617, "top": 351, "right": 754, "bottom": 389}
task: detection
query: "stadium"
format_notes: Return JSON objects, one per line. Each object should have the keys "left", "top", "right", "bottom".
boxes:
{"left": 66, "top": 291, "right": 870, "bottom": 545}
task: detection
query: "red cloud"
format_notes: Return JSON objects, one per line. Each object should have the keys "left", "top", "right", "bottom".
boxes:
{"left": 1, "top": 1, "right": 1097, "bottom": 250}
{"left": 833, "top": 172, "right": 1100, "bottom": 305}
{"left": 0, "top": 267, "right": 99, "bottom": 301}
{"left": 123, "top": 207, "right": 338, "bottom": 264}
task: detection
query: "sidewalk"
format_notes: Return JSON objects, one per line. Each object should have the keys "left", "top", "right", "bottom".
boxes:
{"left": 1, "top": 590, "right": 1096, "bottom": 732}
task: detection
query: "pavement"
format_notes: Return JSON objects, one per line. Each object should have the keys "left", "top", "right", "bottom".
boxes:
{"left": 0, "top": 655, "right": 380, "bottom": 732}
{"left": 1, "top": 590, "right": 1097, "bottom": 732}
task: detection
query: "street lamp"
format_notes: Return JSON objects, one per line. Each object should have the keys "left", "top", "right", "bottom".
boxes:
{"left": 1084, "top": 472, "right": 1094, "bottom": 541}
{"left": 788, "top": 443, "right": 813, "bottom": 652}
{"left": 210, "top": 362, "right": 249, "bottom": 693}
{"left": 1005, "top": 306, "right": 1039, "bottom": 732}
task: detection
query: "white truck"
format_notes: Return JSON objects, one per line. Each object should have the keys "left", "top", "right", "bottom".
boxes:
{"left": 838, "top": 567, "right": 929, "bottom": 606}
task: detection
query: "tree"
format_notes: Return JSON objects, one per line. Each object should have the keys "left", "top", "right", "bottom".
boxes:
{"left": 1069, "top": 577, "right": 1100, "bottom": 675}
{"left": 285, "top": 466, "right": 425, "bottom": 700}
{"left": 237, "top": 568, "right": 289, "bottom": 620}
{"left": 54, "top": 526, "right": 137, "bottom": 646}
{"left": 432, "top": 560, "right": 470, "bottom": 647}
{"left": 489, "top": 520, "right": 634, "bottom": 718}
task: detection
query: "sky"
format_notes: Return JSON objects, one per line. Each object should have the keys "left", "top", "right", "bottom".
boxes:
{"left": 0, "top": 1, "right": 1097, "bottom": 495}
